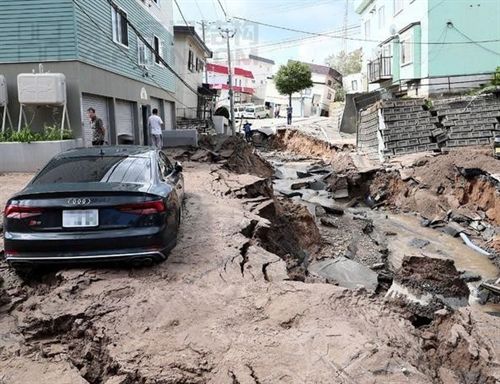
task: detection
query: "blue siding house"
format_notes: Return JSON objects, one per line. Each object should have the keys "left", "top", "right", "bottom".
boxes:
{"left": 0, "top": 0, "right": 176, "bottom": 145}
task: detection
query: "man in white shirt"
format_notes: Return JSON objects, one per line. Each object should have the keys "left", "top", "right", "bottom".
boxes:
{"left": 148, "top": 108, "right": 164, "bottom": 150}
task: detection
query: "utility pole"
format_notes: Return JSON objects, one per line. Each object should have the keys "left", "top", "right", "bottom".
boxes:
{"left": 219, "top": 26, "right": 236, "bottom": 136}
{"left": 201, "top": 21, "right": 208, "bottom": 84}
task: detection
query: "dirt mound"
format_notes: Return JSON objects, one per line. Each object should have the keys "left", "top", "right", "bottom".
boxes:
{"left": 416, "top": 308, "right": 500, "bottom": 384}
{"left": 223, "top": 139, "right": 274, "bottom": 178}
{"left": 397, "top": 256, "right": 469, "bottom": 299}
{"left": 268, "top": 129, "right": 335, "bottom": 160}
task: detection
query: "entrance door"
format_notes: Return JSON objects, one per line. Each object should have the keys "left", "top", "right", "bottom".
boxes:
{"left": 142, "top": 105, "right": 150, "bottom": 146}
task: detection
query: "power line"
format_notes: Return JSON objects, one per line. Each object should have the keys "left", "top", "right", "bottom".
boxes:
{"left": 104, "top": 0, "right": 202, "bottom": 97}
{"left": 216, "top": 0, "right": 227, "bottom": 18}
{"left": 194, "top": 0, "right": 205, "bottom": 20}
{"left": 173, "top": 0, "right": 191, "bottom": 28}
{"left": 451, "top": 24, "right": 500, "bottom": 57}
{"left": 233, "top": 16, "right": 500, "bottom": 45}
{"left": 210, "top": 25, "right": 360, "bottom": 59}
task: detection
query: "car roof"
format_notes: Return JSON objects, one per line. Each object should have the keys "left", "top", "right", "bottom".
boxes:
{"left": 56, "top": 146, "right": 154, "bottom": 159}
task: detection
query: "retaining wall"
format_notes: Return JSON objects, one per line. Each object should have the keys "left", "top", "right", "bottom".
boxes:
{"left": 0, "top": 138, "right": 83, "bottom": 172}
{"left": 357, "top": 95, "right": 500, "bottom": 162}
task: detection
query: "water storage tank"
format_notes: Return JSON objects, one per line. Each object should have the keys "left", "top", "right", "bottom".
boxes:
{"left": 17, "top": 73, "right": 66, "bottom": 105}
{"left": 0, "top": 75, "right": 7, "bottom": 106}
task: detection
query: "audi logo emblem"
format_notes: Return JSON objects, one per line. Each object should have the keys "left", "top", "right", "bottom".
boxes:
{"left": 68, "top": 198, "right": 91, "bottom": 206}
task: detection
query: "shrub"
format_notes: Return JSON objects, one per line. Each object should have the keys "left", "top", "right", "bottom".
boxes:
{"left": 0, "top": 126, "right": 73, "bottom": 143}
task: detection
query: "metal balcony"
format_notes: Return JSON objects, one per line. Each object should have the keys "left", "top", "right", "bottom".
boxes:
{"left": 368, "top": 56, "right": 392, "bottom": 83}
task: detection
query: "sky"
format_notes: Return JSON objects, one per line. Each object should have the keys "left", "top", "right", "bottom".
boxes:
{"left": 173, "top": 0, "right": 362, "bottom": 71}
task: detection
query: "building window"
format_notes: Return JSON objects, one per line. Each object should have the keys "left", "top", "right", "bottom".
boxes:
{"left": 394, "top": 0, "right": 404, "bottom": 15}
{"left": 153, "top": 35, "right": 163, "bottom": 65}
{"left": 111, "top": 6, "right": 129, "bottom": 47}
{"left": 400, "top": 31, "right": 412, "bottom": 65}
{"left": 327, "top": 79, "right": 332, "bottom": 86}
{"left": 364, "top": 19, "right": 371, "bottom": 39}
{"left": 137, "top": 38, "right": 152, "bottom": 66}
{"left": 197, "top": 59, "right": 205, "bottom": 73}
{"left": 378, "top": 6, "right": 385, "bottom": 29}
{"left": 327, "top": 92, "right": 332, "bottom": 100}
{"left": 351, "top": 80, "right": 358, "bottom": 91}
{"left": 188, "top": 50, "right": 194, "bottom": 72}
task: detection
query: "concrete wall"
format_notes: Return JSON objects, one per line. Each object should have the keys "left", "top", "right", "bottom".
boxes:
{"left": 0, "top": 139, "right": 83, "bottom": 172}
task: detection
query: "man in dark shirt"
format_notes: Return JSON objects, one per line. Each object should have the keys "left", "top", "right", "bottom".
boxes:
{"left": 287, "top": 106, "right": 293, "bottom": 125}
{"left": 243, "top": 120, "right": 252, "bottom": 142}
{"left": 87, "top": 107, "right": 105, "bottom": 146}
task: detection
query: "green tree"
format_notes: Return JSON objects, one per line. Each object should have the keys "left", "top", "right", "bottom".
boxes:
{"left": 275, "top": 61, "right": 313, "bottom": 123}
{"left": 326, "top": 48, "right": 363, "bottom": 75}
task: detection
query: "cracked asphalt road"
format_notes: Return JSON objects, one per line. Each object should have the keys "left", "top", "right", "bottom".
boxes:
{"left": 0, "top": 163, "right": 498, "bottom": 384}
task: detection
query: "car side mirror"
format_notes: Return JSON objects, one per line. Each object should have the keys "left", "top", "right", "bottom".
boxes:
{"left": 174, "top": 161, "right": 183, "bottom": 173}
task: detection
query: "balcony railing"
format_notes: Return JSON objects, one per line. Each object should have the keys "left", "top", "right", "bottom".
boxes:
{"left": 368, "top": 56, "right": 392, "bottom": 83}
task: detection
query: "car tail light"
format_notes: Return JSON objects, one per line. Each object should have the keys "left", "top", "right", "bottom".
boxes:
{"left": 117, "top": 200, "right": 165, "bottom": 215}
{"left": 4, "top": 204, "right": 43, "bottom": 219}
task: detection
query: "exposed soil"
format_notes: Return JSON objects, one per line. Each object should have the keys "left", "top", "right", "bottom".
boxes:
{"left": 0, "top": 137, "right": 499, "bottom": 383}
{"left": 268, "top": 129, "right": 338, "bottom": 160}
{"left": 397, "top": 256, "right": 470, "bottom": 299}
{"left": 371, "top": 148, "right": 500, "bottom": 223}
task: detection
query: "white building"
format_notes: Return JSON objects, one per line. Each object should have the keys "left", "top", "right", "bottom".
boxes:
{"left": 342, "top": 73, "right": 366, "bottom": 94}
{"left": 206, "top": 62, "right": 255, "bottom": 118}
{"left": 355, "top": 0, "right": 500, "bottom": 96}
{"left": 265, "top": 62, "right": 342, "bottom": 117}
{"left": 233, "top": 54, "right": 275, "bottom": 103}
{"left": 173, "top": 26, "right": 213, "bottom": 119}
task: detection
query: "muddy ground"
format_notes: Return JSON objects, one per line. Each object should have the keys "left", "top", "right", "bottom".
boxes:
{"left": 0, "top": 135, "right": 500, "bottom": 383}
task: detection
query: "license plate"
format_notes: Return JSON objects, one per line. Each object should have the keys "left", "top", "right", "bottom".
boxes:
{"left": 62, "top": 210, "right": 99, "bottom": 228}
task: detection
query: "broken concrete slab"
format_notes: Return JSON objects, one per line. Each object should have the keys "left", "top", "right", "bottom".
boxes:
{"left": 320, "top": 217, "right": 338, "bottom": 228}
{"left": 291, "top": 181, "right": 309, "bottom": 190}
{"left": 349, "top": 153, "right": 382, "bottom": 174}
{"left": 306, "top": 180, "right": 326, "bottom": 191}
{"left": 296, "top": 171, "right": 312, "bottom": 178}
{"left": 302, "top": 193, "right": 344, "bottom": 215}
{"left": 308, "top": 257, "right": 379, "bottom": 291}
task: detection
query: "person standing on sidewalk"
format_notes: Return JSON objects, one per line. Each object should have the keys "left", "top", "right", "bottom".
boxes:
{"left": 286, "top": 105, "right": 293, "bottom": 125}
{"left": 148, "top": 108, "right": 164, "bottom": 150}
{"left": 87, "top": 107, "right": 105, "bottom": 146}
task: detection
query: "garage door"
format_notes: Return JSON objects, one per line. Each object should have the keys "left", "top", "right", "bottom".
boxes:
{"left": 81, "top": 94, "right": 110, "bottom": 147}
{"left": 164, "top": 101, "right": 174, "bottom": 130}
{"left": 115, "top": 100, "right": 134, "bottom": 142}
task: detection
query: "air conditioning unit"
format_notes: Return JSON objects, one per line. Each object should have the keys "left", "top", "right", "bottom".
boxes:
{"left": 0, "top": 75, "right": 7, "bottom": 106}
{"left": 17, "top": 73, "right": 66, "bottom": 105}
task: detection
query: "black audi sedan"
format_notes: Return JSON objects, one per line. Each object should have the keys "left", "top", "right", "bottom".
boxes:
{"left": 3, "top": 146, "right": 184, "bottom": 270}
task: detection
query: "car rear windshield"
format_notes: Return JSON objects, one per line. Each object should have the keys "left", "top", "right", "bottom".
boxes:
{"left": 32, "top": 156, "right": 152, "bottom": 184}
{"left": 245, "top": 108, "right": 254, "bottom": 112}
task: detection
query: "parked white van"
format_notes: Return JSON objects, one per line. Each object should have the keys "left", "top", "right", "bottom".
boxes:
{"left": 234, "top": 105, "right": 246, "bottom": 119}
{"left": 243, "top": 105, "right": 269, "bottom": 119}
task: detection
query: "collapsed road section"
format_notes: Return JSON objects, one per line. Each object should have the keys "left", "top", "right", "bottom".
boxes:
{"left": 0, "top": 134, "right": 499, "bottom": 384}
